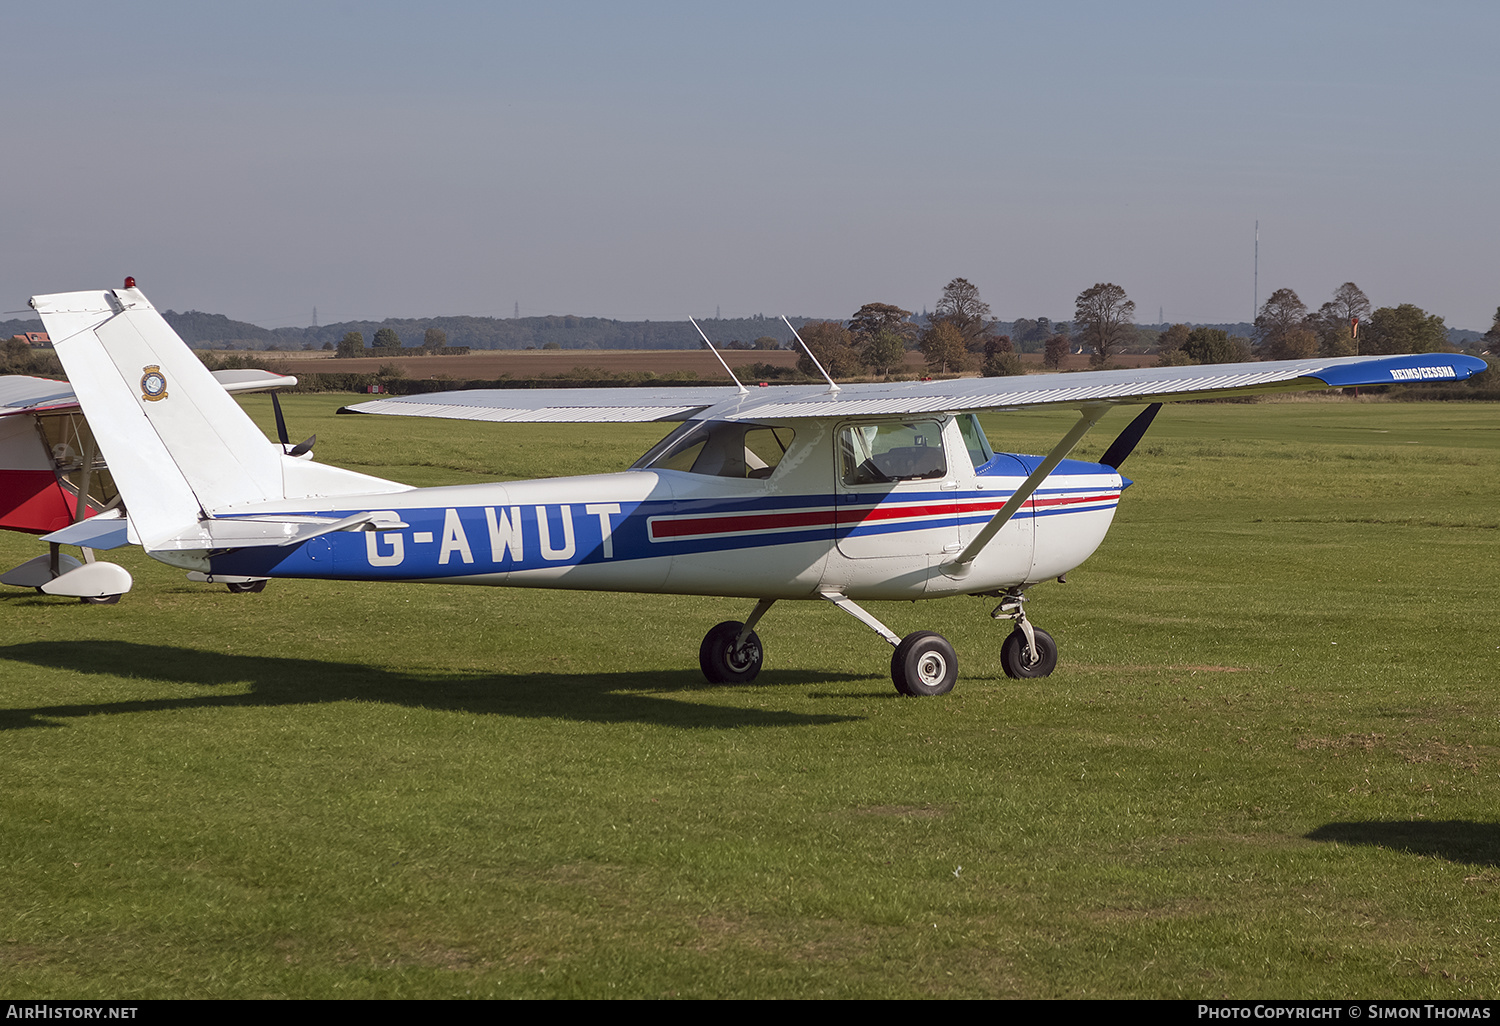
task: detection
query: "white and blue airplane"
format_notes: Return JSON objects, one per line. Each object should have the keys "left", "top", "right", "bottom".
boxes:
{"left": 26, "top": 283, "right": 1489, "bottom": 695}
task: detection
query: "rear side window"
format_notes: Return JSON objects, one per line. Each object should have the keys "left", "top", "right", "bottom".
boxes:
{"left": 635, "top": 421, "right": 794, "bottom": 479}
{"left": 839, "top": 421, "right": 946, "bottom": 485}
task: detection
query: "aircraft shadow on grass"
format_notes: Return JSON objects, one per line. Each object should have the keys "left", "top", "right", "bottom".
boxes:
{"left": 1306, "top": 821, "right": 1500, "bottom": 867}
{"left": 0, "top": 640, "right": 865, "bottom": 733}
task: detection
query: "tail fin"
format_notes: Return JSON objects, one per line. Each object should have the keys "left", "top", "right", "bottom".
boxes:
{"left": 32, "top": 286, "right": 287, "bottom": 549}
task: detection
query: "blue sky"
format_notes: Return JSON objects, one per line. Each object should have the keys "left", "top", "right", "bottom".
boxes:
{"left": 4, "top": 1, "right": 1496, "bottom": 330}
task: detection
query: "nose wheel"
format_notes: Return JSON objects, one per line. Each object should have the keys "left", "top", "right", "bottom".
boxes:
{"left": 1000, "top": 625, "right": 1057, "bottom": 678}
{"left": 992, "top": 592, "right": 1058, "bottom": 678}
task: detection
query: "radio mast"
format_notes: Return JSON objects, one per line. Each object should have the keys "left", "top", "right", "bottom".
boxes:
{"left": 1253, "top": 220, "right": 1259, "bottom": 322}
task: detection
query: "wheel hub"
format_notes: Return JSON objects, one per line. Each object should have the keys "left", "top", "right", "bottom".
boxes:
{"left": 727, "top": 641, "right": 759, "bottom": 672}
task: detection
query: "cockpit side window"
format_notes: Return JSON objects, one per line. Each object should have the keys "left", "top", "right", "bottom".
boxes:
{"left": 838, "top": 420, "right": 947, "bottom": 486}
{"left": 37, "top": 411, "right": 120, "bottom": 514}
{"left": 633, "top": 421, "right": 795, "bottom": 479}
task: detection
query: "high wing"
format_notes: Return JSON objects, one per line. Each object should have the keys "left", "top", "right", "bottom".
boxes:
{"left": 0, "top": 375, "right": 81, "bottom": 415}
{"left": 341, "top": 352, "right": 1488, "bottom": 424}
{"left": 344, "top": 386, "right": 746, "bottom": 424}
{"left": 2, "top": 368, "right": 299, "bottom": 418}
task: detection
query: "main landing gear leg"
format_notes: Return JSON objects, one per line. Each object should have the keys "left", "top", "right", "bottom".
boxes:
{"left": 821, "top": 591, "right": 957, "bottom": 697}
{"left": 993, "top": 590, "right": 1058, "bottom": 678}
{"left": 700, "top": 598, "right": 775, "bottom": 684}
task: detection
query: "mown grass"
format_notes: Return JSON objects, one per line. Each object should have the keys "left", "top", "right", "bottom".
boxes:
{"left": 1, "top": 396, "right": 1497, "bottom": 998}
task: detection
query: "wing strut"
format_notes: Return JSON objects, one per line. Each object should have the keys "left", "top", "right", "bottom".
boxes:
{"left": 944, "top": 404, "right": 1111, "bottom": 577}
{"left": 73, "top": 431, "right": 96, "bottom": 524}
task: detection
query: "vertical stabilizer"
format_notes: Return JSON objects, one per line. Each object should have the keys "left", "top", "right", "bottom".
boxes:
{"left": 32, "top": 286, "right": 286, "bottom": 549}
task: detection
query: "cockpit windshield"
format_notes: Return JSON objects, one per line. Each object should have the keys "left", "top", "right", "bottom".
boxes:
{"left": 958, "top": 413, "right": 995, "bottom": 469}
{"left": 633, "top": 421, "right": 795, "bottom": 479}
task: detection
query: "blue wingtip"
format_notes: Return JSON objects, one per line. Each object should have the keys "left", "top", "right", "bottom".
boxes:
{"left": 1309, "top": 353, "right": 1488, "bottom": 389}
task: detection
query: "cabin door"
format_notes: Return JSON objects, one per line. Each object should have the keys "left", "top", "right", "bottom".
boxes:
{"left": 833, "top": 419, "right": 960, "bottom": 560}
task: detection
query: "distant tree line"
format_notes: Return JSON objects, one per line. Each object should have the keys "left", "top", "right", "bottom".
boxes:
{"left": 778, "top": 279, "right": 1050, "bottom": 380}
{"left": 333, "top": 326, "right": 472, "bottom": 357}
{"left": 155, "top": 311, "right": 820, "bottom": 352}
{"left": 1152, "top": 281, "right": 1491, "bottom": 367}
{"left": 5, "top": 279, "right": 1494, "bottom": 383}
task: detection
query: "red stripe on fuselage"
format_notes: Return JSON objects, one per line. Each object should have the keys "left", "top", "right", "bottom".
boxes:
{"left": 646, "top": 490, "right": 1120, "bottom": 542}
{"left": 648, "top": 508, "right": 835, "bottom": 540}
{"left": 1031, "top": 491, "right": 1121, "bottom": 510}
{"left": 846, "top": 491, "right": 1120, "bottom": 524}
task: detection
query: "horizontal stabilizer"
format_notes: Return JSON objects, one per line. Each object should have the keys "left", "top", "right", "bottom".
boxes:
{"left": 144, "top": 510, "right": 411, "bottom": 552}
{"left": 42, "top": 513, "right": 131, "bottom": 550}
{"left": 209, "top": 369, "right": 299, "bottom": 394}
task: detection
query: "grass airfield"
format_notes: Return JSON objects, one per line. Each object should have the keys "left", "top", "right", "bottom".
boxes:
{"left": 2, "top": 395, "right": 1497, "bottom": 999}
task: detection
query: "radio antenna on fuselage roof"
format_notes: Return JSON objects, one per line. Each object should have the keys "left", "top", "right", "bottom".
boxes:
{"left": 781, "top": 315, "right": 840, "bottom": 393}
{"left": 689, "top": 317, "right": 748, "bottom": 395}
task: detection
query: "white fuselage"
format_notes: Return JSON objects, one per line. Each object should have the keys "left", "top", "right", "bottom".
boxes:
{"left": 195, "top": 415, "right": 1124, "bottom": 602}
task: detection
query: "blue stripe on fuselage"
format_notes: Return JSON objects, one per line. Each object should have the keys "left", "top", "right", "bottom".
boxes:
{"left": 206, "top": 474, "right": 1120, "bottom": 581}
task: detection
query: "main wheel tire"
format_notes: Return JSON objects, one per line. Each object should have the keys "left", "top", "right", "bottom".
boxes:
{"left": 890, "top": 631, "right": 957, "bottom": 696}
{"left": 79, "top": 594, "right": 122, "bottom": 605}
{"left": 1000, "top": 627, "right": 1058, "bottom": 678}
{"left": 226, "top": 580, "right": 268, "bottom": 594}
{"left": 699, "top": 620, "right": 764, "bottom": 684}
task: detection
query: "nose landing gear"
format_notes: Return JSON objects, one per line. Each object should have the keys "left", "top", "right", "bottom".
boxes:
{"left": 992, "top": 591, "right": 1058, "bottom": 678}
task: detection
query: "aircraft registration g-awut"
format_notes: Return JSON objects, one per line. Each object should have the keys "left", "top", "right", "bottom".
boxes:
{"left": 29, "top": 283, "right": 1489, "bottom": 695}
